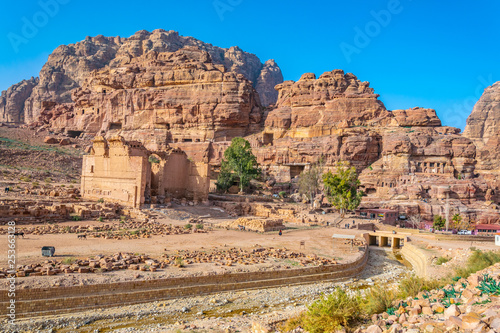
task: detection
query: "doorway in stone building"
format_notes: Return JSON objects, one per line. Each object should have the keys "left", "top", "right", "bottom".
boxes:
{"left": 149, "top": 154, "right": 162, "bottom": 196}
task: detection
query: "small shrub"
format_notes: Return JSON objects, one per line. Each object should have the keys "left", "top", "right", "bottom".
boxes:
{"left": 279, "top": 312, "right": 307, "bottom": 332}
{"left": 303, "top": 288, "right": 361, "bottom": 332}
{"left": 398, "top": 274, "right": 427, "bottom": 299}
{"left": 32, "top": 181, "right": 39, "bottom": 187}
{"left": 60, "top": 184, "right": 65, "bottom": 187}
{"left": 97, "top": 198, "right": 104, "bottom": 203}
{"left": 69, "top": 185, "right": 74, "bottom": 188}
{"left": 195, "top": 224, "right": 203, "bottom": 230}
{"left": 62, "top": 257, "right": 75, "bottom": 265}
{"left": 436, "top": 256, "right": 450, "bottom": 265}
{"left": 98, "top": 216, "right": 104, "bottom": 222}
{"left": 71, "top": 215, "right": 81, "bottom": 221}
{"left": 278, "top": 191, "right": 287, "bottom": 198}
{"left": 175, "top": 257, "right": 185, "bottom": 267}
{"left": 44, "top": 178, "right": 52, "bottom": 183}
{"left": 148, "top": 155, "right": 160, "bottom": 164}
{"left": 397, "top": 274, "right": 444, "bottom": 299}
{"left": 455, "top": 250, "right": 500, "bottom": 278}
{"left": 184, "top": 224, "right": 193, "bottom": 230}
{"left": 362, "top": 284, "right": 397, "bottom": 315}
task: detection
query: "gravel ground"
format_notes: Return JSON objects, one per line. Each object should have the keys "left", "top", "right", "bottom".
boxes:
{"left": 1, "top": 248, "right": 408, "bottom": 333}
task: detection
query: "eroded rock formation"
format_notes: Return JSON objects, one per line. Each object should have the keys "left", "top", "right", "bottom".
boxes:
{"left": 0, "top": 77, "right": 38, "bottom": 123}
{"left": 1, "top": 31, "right": 499, "bottom": 225}
{"left": 463, "top": 81, "right": 500, "bottom": 204}
{"left": 43, "top": 46, "right": 263, "bottom": 148}
{"left": 1, "top": 30, "right": 283, "bottom": 126}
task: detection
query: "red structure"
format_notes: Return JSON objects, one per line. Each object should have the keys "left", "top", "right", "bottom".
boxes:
{"left": 355, "top": 209, "right": 398, "bottom": 225}
{"left": 474, "top": 224, "right": 500, "bottom": 236}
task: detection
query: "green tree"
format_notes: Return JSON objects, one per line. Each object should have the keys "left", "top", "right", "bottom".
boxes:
{"left": 218, "top": 137, "right": 260, "bottom": 193}
{"left": 215, "top": 162, "right": 235, "bottom": 193}
{"left": 433, "top": 215, "right": 446, "bottom": 230}
{"left": 322, "top": 161, "right": 363, "bottom": 217}
{"left": 298, "top": 159, "right": 324, "bottom": 208}
{"left": 452, "top": 213, "right": 469, "bottom": 230}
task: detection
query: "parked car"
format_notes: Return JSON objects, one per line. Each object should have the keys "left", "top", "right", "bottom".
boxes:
{"left": 458, "top": 230, "right": 472, "bottom": 235}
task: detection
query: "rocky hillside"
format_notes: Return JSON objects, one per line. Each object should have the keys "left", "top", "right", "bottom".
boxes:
{"left": 0, "top": 30, "right": 499, "bottom": 224}
{"left": 0, "top": 29, "right": 283, "bottom": 126}
{"left": 463, "top": 82, "right": 500, "bottom": 203}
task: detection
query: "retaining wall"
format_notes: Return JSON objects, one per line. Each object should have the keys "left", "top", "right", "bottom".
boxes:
{"left": 0, "top": 246, "right": 368, "bottom": 318}
{"left": 400, "top": 243, "right": 428, "bottom": 277}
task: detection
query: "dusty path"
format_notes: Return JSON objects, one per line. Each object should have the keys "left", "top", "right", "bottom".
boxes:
{"left": 0, "top": 221, "right": 362, "bottom": 289}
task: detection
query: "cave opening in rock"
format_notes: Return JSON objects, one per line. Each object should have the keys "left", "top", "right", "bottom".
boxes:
{"left": 67, "top": 130, "right": 83, "bottom": 138}
{"left": 109, "top": 123, "right": 122, "bottom": 130}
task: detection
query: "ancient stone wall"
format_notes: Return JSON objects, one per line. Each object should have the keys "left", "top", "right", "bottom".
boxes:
{"left": 0, "top": 245, "right": 368, "bottom": 318}
{"left": 82, "top": 136, "right": 150, "bottom": 207}
{"left": 82, "top": 136, "right": 209, "bottom": 207}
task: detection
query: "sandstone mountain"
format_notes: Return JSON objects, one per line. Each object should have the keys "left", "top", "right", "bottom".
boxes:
{"left": 0, "top": 31, "right": 499, "bottom": 225}
{"left": 463, "top": 82, "right": 500, "bottom": 170}
{"left": 44, "top": 46, "right": 263, "bottom": 149}
{"left": 0, "top": 29, "right": 283, "bottom": 126}
{"left": 463, "top": 81, "right": 500, "bottom": 205}
{"left": 0, "top": 77, "right": 38, "bottom": 123}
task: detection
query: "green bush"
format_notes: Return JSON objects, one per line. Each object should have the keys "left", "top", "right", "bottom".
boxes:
{"left": 303, "top": 288, "right": 361, "bottom": 332}
{"left": 278, "top": 191, "right": 287, "bottom": 198}
{"left": 175, "top": 257, "right": 185, "bottom": 267}
{"left": 148, "top": 155, "right": 160, "bottom": 164}
{"left": 184, "top": 224, "right": 193, "bottom": 230}
{"left": 195, "top": 224, "right": 203, "bottom": 229}
{"left": 97, "top": 198, "right": 104, "bottom": 203}
{"left": 71, "top": 215, "right": 81, "bottom": 221}
{"left": 98, "top": 216, "right": 104, "bottom": 222}
{"left": 436, "top": 256, "right": 450, "bottom": 265}
{"left": 279, "top": 313, "right": 307, "bottom": 332}
{"left": 397, "top": 274, "right": 444, "bottom": 299}
{"left": 62, "top": 257, "right": 75, "bottom": 265}
{"left": 455, "top": 250, "right": 500, "bottom": 278}
{"left": 361, "top": 284, "right": 397, "bottom": 315}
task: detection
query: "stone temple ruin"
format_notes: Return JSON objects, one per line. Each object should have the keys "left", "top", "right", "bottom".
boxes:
{"left": 81, "top": 136, "right": 209, "bottom": 208}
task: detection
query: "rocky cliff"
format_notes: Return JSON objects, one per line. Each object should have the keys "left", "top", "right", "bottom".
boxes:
{"left": 463, "top": 82, "right": 500, "bottom": 169}
{"left": 0, "top": 77, "right": 38, "bottom": 123}
{"left": 1, "top": 30, "right": 283, "bottom": 126}
{"left": 264, "top": 70, "right": 441, "bottom": 139}
{"left": 0, "top": 30, "right": 498, "bottom": 224}
{"left": 64, "top": 46, "right": 262, "bottom": 148}
{"left": 463, "top": 81, "right": 500, "bottom": 204}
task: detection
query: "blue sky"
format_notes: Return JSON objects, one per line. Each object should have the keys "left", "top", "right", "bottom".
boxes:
{"left": 0, "top": 0, "right": 499, "bottom": 130}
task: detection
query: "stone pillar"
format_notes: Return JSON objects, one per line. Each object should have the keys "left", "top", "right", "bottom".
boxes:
{"left": 392, "top": 237, "right": 401, "bottom": 249}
